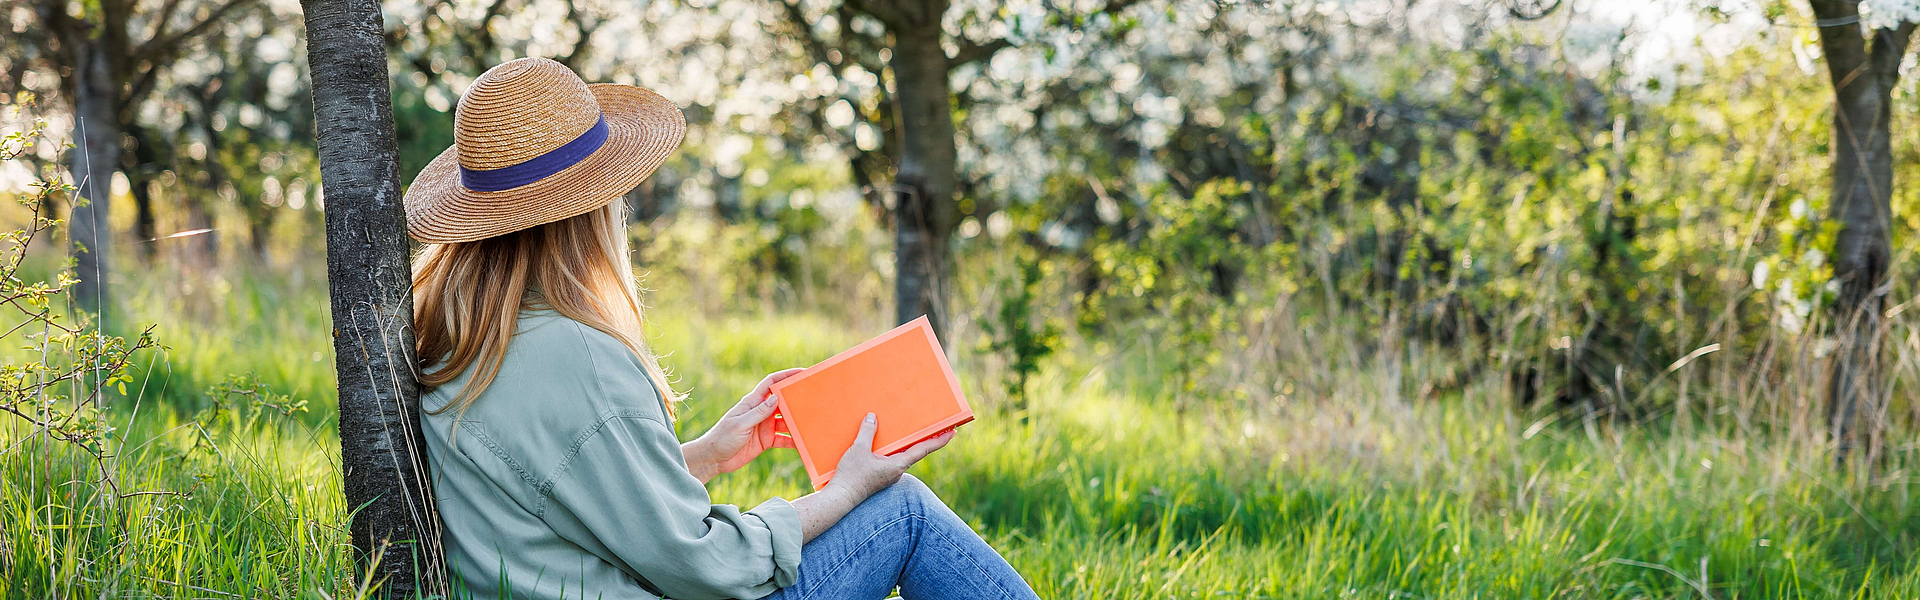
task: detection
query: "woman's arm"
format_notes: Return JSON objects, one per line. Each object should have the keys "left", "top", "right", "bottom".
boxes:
{"left": 549, "top": 414, "right": 805, "bottom": 600}
{"left": 682, "top": 369, "right": 956, "bottom": 541}
{"left": 788, "top": 412, "right": 955, "bottom": 542}
{"left": 682, "top": 368, "right": 807, "bottom": 483}
{"left": 788, "top": 484, "right": 863, "bottom": 542}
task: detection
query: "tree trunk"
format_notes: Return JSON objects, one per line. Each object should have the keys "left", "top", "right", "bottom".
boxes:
{"left": 184, "top": 196, "right": 220, "bottom": 267}
{"left": 189, "top": 83, "right": 231, "bottom": 266}
{"left": 126, "top": 126, "right": 162, "bottom": 261}
{"left": 129, "top": 171, "right": 156, "bottom": 260}
{"left": 249, "top": 208, "right": 276, "bottom": 264}
{"left": 888, "top": 21, "right": 959, "bottom": 338}
{"left": 1809, "top": 3, "right": 1912, "bottom": 467}
{"left": 68, "top": 44, "right": 119, "bottom": 320}
{"left": 301, "top": 0, "right": 442, "bottom": 595}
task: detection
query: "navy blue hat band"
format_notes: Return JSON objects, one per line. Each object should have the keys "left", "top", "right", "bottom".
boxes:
{"left": 459, "top": 115, "right": 610, "bottom": 192}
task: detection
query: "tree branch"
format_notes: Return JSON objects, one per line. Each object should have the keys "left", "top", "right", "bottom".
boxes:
{"left": 948, "top": 37, "right": 1012, "bottom": 67}
{"left": 1058, "top": 0, "right": 1147, "bottom": 30}
{"left": 448, "top": 0, "right": 512, "bottom": 68}
{"left": 134, "top": 0, "right": 253, "bottom": 60}
{"left": 950, "top": 0, "right": 1143, "bottom": 68}
{"left": 1809, "top": 0, "right": 1869, "bottom": 89}
{"left": 780, "top": 0, "right": 839, "bottom": 66}
{"left": 843, "top": 0, "right": 908, "bottom": 29}
{"left": 1097, "top": 0, "right": 1147, "bottom": 18}
{"left": 143, "top": 0, "right": 189, "bottom": 53}
{"left": 777, "top": 0, "right": 891, "bottom": 157}
{"left": 1869, "top": 21, "right": 1918, "bottom": 89}
{"left": 127, "top": 0, "right": 256, "bottom": 107}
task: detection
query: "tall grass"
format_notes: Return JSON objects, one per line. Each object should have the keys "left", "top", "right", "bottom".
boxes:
{"left": 4, "top": 238, "right": 1919, "bottom": 598}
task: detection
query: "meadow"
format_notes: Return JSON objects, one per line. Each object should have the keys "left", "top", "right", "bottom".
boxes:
{"left": 5, "top": 233, "right": 1919, "bottom": 600}
{"left": 9, "top": 0, "right": 1920, "bottom": 596}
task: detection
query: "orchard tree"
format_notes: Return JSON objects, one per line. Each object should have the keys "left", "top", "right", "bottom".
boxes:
{"left": 3, "top": 0, "right": 256, "bottom": 317}
{"left": 769, "top": 0, "right": 1144, "bottom": 336}
{"left": 302, "top": 0, "right": 442, "bottom": 594}
{"left": 1806, "top": 0, "right": 1915, "bottom": 466}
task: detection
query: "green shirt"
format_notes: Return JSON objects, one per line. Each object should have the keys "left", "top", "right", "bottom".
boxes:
{"left": 421, "top": 310, "right": 803, "bottom": 600}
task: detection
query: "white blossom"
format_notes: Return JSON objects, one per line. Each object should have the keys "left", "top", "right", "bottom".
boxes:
{"left": 1863, "top": 0, "right": 1920, "bottom": 31}
{"left": 1803, "top": 248, "right": 1826, "bottom": 269}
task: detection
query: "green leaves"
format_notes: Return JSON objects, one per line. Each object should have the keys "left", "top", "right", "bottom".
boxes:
{"left": 984, "top": 249, "right": 1063, "bottom": 410}
{"left": 1082, "top": 179, "right": 1260, "bottom": 404}
{"left": 0, "top": 105, "right": 161, "bottom": 478}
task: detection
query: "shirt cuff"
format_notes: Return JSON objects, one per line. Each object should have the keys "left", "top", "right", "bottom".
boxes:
{"left": 748, "top": 497, "right": 804, "bottom": 588}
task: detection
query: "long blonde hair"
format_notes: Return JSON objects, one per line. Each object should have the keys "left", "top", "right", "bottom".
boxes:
{"left": 412, "top": 200, "right": 678, "bottom": 417}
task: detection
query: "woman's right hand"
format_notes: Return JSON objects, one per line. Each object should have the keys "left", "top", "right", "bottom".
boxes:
{"left": 827, "top": 412, "right": 956, "bottom": 499}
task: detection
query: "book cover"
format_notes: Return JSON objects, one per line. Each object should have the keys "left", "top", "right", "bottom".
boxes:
{"left": 770, "top": 315, "right": 973, "bottom": 489}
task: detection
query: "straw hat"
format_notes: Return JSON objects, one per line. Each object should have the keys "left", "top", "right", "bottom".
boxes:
{"left": 403, "top": 57, "right": 686, "bottom": 243}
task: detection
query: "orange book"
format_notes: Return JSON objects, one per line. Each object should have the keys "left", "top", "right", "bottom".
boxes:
{"left": 771, "top": 315, "right": 974, "bottom": 489}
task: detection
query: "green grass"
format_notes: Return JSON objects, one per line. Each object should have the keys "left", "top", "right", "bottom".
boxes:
{"left": 4, "top": 268, "right": 1919, "bottom": 599}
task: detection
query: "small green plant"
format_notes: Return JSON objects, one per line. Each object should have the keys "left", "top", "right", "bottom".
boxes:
{"left": 0, "top": 103, "right": 159, "bottom": 482}
{"left": 983, "top": 250, "right": 1062, "bottom": 415}
{"left": 189, "top": 372, "right": 309, "bottom": 455}
{"left": 1086, "top": 179, "right": 1253, "bottom": 406}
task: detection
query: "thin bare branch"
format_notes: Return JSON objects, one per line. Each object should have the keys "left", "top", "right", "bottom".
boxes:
{"left": 844, "top": 0, "right": 909, "bottom": 29}
{"left": 948, "top": 37, "right": 1012, "bottom": 67}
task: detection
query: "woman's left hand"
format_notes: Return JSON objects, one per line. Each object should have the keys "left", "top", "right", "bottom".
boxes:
{"left": 686, "top": 368, "right": 805, "bottom": 483}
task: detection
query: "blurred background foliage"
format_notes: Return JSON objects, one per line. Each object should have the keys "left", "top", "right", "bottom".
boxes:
{"left": 5, "top": 0, "right": 1920, "bottom": 596}
{"left": 5, "top": 0, "right": 1901, "bottom": 419}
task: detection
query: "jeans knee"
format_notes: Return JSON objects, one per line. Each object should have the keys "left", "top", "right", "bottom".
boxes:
{"left": 867, "top": 473, "right": 935, "bottom": 515}
{"left": 894, "top": 473, "right": 930, "bottom": 496}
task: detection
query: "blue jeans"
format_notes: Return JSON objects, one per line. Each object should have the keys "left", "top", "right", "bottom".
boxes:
{"left": 759, "top": 474, "right": 1040, "bottom": 600}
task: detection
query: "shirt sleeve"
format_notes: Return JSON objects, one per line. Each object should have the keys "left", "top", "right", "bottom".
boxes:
{"left": 546, "top": 412, "right": 803, "bottom": 600}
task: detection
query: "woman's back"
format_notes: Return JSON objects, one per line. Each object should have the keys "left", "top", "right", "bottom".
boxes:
{"left": 421, "top": 309, "right": 802, "bottom": 599}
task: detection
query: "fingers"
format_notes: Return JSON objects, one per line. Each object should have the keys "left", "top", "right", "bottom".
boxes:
{"left": 723, "top": 395, "right": 754, "bottom": 417}
{"left": 750, "top": 367, "right": 809, "bottom": 398}
{"left": 756, "top": 414, "right": 794, "bottom": 448}
{"left": 731, "top": 368, "right": 805, "bottom": 417}
{"left": 850, "top": 412, "right": 877, "bottom": 453}
{"left": 892, "top": 429, "right": 956, "bottom": 465}
{"left": 744, "top": 393, "right": 780, "bottom": 422}
{"left": 765, "top": 367, "right": 807, "bottom": 385}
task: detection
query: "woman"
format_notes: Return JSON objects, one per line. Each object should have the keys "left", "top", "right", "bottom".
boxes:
{"left": 406, "top": 57, "right": 1040, "bottom": 600}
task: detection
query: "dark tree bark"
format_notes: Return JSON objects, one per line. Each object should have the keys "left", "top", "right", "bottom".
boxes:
{"left": 1808, "top": 1, "right": 1914, "bottom": 467}
{"left": 63, "top": 35, "right": 122, "bottom": 319}
{"left": 887, "top": 21, "right": 961, "bottom": 337}
{"left": 839, "top": 0, "right": 964, "bottom": 337}
{"left": 302, "top": 0, "right": 442, "bottom": 595}
{"left": 806, "top": 0, "right": 1136, "bottom": 338}
{"left": 125, "top": 125, "right": 163, "bottom": 260}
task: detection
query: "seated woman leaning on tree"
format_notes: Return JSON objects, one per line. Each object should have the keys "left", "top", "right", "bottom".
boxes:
{"left": 405, "top": 56, "right": 1041, "bottom": 600}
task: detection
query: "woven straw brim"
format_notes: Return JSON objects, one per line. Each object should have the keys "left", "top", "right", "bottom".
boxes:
{"left": 404, "top": 84, "right": 686, "bottom": 243}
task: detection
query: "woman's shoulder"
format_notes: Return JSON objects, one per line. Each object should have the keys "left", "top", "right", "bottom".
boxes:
{"left": 422, "top": 311, "right": 672, "bottom": 504}
{"left": 512, "top": 310, "right": 647, "bottom": 376}
{"left": 431, "top": 310, "right": 666, "bottom": 424}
